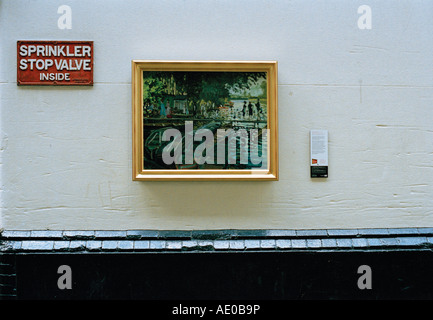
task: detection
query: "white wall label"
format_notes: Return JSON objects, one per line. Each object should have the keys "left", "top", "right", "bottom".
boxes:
{"left": 310, "top": 130, "right": 328, "bottom": 178}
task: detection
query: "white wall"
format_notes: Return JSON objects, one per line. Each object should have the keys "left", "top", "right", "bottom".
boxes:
{"left": 1, "top": 0, "right": 433, "bottom": 230}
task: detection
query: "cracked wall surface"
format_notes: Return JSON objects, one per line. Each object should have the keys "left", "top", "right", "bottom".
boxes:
{"left": 1, "top": 0, "right": 433, "bottom": 230}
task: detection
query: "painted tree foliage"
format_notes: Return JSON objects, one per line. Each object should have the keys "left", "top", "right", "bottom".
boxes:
{"left": 143, "top": 71, "right": 266, "bottom": 113}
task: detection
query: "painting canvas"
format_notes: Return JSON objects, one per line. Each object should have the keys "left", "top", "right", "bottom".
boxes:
{"left": 132, "top": 61, "right": 278, "bottom": 180}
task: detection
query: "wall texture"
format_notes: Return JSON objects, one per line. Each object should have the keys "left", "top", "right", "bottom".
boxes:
{"left": 1, "top": 0, "right": 432, "bottom": 230}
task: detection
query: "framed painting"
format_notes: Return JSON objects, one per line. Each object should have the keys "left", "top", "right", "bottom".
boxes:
{"left": 132, "top": 60, "right": 278, "bottom": 181}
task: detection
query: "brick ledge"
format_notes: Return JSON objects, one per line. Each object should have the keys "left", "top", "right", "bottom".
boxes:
{"left": 1, "top": 228, "right": 433, "bottom": 253}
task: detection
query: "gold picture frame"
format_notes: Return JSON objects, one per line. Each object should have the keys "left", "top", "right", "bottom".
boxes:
{"left": 132, "top": 60, "right": 278, "bottom": 181}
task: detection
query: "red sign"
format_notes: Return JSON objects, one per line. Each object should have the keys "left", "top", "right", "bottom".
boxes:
{"left": 17, "top": 40, "right": 93, "bottom": 85}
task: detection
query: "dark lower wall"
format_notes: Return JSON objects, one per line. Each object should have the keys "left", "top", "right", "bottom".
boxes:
{"left": 0, "top": 254, "right": 16, "bottom": 299}
{"left": 10, "top": 251, "right": 433, "bottom": 300}
{"left": 2, "top": 228, "right": 433, "bottom": 300}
